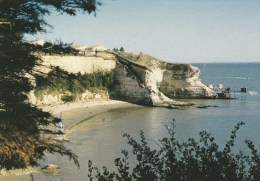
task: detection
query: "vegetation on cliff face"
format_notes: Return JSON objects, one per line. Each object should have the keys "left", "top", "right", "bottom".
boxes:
{"left": 88, "top": 121, "right": 260, "bottom": 181}
{"left": 165, "top": 64, "right": 194, "bottom": 75}
{"left": 35, "top": 67, "right": 118, "bottom": 102}
{"left": 115, "top": 51, "right": 194, "bottom": 77}
{"left": 116, "top": 51, "right": 158, "bottom": 66}
{"left": 0, "top": 0, "right": 100, "bottom": 169}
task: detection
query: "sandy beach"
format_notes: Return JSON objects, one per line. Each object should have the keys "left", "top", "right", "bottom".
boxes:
{"left": 40, "top": 100, "right": 138, "bottom": 141}
{"left": 0, "top": 100, "right": 135, "bottom": 178}
{"left": 39, "top": 100, "right": 129, "bottom": 116}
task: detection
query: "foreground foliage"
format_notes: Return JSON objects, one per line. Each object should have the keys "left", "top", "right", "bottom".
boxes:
{"left": 0, "top": 0, "right": 100, "bottom": 169}
{"left": 88, "top": 121, "right": 260, "bottom": 181}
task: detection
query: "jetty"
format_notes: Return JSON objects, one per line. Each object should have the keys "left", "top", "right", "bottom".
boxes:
{"left": 207, "top": 84, "right": 248, "bottom": 99}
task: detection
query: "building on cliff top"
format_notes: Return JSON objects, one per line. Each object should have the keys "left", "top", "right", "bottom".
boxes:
{"left": 74, "top": 45, "right": 107, "bottom": 55}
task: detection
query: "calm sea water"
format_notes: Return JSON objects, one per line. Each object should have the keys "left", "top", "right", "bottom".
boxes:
{"left": 2, "top": 63, "right": 260, "bottom": 181}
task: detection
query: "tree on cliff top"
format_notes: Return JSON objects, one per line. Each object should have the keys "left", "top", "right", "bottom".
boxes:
{"left": 0, "top": 0, "right": 101, "bottom": 169}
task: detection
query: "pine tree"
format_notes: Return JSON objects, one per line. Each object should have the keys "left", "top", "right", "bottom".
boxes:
{"left": 119, "top": 47, "right": 124, "bottom": 52}
{"left": 0, "top": 0, "right": 101, "bottom": 169}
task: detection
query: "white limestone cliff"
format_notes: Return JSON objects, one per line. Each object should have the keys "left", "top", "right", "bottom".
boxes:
{"left": 112, "top": 52, "right": 216, "bottom": 107}
{"left": 30, "top": 52, "right": 216, "bottom": 107}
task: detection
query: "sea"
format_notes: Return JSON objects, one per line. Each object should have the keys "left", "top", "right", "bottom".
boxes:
{"left": 1, "top": 62, "right": 260, "bottom": 181}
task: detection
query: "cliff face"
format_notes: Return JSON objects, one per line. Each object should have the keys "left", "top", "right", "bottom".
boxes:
{"left": 112, "top": 53, "right": 216, "bottom": 107}
{"left": 159, "top": 63, "right": 216, "bottom": 99}
{"left": 32, "top": 52, "right": 216, "bottom": 107}
{"left": 38, "top": 55, "right": 116, "bottom": 74}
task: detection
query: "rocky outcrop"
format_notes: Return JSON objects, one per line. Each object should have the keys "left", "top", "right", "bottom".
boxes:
{"left": 41, "top": 164, "right": 62, "bottom": 174}
{"left": 159, "top": 63, "right": 216, "bottom": 99}
{"left": 112, "top": 52, "right": 216, "bottom": 107}
{"left": 31, "top": 51, "right": 216, "bottom": 107}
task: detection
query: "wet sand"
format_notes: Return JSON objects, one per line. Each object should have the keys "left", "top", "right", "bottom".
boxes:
{"left": 50, "top": 100, "right": 141, "bottom": 141}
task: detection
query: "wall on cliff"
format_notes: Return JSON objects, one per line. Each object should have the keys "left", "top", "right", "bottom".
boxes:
{"left": 38, "top": 55, "right": 116, "bottom": 74}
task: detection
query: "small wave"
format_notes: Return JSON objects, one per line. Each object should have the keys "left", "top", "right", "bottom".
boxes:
{"left": 208, "top": 76, "right": 249, "bottom": 80}
{"left": 248, "top": 91, "right": 258, "bottom": 96}
{"left": 229, "top": 77, "right": 249, "bottom": 80}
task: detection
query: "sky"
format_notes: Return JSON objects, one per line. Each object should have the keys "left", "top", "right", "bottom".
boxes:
{"left": 29, "top": 0, "right": 260, "bottom": 63}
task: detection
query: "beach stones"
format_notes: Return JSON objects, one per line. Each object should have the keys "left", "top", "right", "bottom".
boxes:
{"left": 41, "top": 164, "right": 62, "bottom": 175}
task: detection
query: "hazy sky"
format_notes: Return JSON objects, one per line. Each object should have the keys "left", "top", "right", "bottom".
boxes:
{"left": 30, "top": 0, "right": 260, "bottom": 63}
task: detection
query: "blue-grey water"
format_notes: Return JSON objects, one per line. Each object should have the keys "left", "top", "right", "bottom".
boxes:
{"left": 1, "top": 63, "right": 260, "bottom": 181}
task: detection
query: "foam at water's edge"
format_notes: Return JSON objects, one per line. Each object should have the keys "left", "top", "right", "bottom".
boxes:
{"left": 207, "top": 76, "right": 249, "bottom": 79}
{"left": 249, "top": 91, "right": 258, "bottom": 95}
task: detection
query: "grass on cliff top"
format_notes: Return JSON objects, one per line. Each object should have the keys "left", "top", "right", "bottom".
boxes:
{"left": 96, "top": 51, "right": 116, "bottom": 60}
{"left": 116, "top": 51, "right": 161, "bottom": 67}
{"left": 115, "top": 51, "right": 193, "bottom": 72}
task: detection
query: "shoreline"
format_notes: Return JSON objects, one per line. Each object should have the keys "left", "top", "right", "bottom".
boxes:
{"left": 49, "top": 100, "right": 139, "bottom": 141}
{"left": 0, "top": 167, "right": 39, "bottom": 177}
{"left": 39, "top": 100, "right": 129, "bottom": 116}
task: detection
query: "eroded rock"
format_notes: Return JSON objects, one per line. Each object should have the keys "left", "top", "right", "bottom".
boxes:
{"left": 41, "top": 164, "right": 62, "bottom": 175}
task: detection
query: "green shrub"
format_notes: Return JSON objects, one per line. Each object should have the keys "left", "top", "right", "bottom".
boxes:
{"left": 61, "top": 95, "right": 76, "bottom": 102}
{"left": 35, "top": 67, "right": 118, "bottom": 98}
{"left": 88, "top": 120, "right": 260, "bottom": 181}
{"left": 70, "top": 79, "right": 85, "bottom": 94}
{"left": 167, "top": 64, "right": 193, "bottom": 73}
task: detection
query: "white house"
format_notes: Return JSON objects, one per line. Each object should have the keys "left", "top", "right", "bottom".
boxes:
{"left": 74, "top": 45, "right": 107, "bottom": 54}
